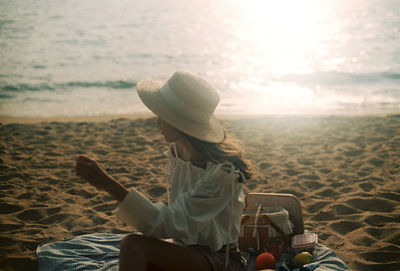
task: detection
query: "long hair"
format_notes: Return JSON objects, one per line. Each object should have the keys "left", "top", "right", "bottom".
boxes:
{"left": 181, "top": 131, "right": 253, "bottom": 182}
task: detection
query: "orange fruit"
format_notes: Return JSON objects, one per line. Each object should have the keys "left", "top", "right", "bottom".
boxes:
{"left": 256, "top": 252, "right": 275, "bottom": 270}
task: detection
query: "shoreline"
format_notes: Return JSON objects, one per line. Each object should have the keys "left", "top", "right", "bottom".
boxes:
{"left": 0, "top": 113, "right": 153, "bottom": 125}
{"left": 1, "top": 111, "right": 399, "bottom": 124}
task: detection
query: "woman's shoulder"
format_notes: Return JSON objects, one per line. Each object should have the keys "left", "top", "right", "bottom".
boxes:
{"left": 205, "top": 161, "right": 238, "bottom": 182}
{"left": 194, "top": 162, "right": 240, "bottom": 194}
{"left": 206, "top": 160, "right": 247, "bottom": 183}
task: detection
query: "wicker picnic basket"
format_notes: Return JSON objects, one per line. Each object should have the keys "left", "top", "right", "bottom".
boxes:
{"left": 238, "top": 193, "right": 304, "bottom": 252}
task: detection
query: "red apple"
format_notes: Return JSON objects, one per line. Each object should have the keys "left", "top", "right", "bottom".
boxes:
{"left": 256, "top": 252, "right": 275, "bottom": 270}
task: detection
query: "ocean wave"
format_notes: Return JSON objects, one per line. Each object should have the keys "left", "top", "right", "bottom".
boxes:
{"left": 383, "top": 72, "right": 400, "bottom": 80}
{"left": 0, "top": 80, "right": 137, "bottom": 93}
{"left": 275, "top": 71, "right": 400, "bottom": 86}
{"left": 0, "top": 93, "right": 13, "bottom": 99}
{"left": 0, "top": 19, "right": 15, "bottom": 27}
{"left": 65, "top": 81, "right": 136, "bottom": 89}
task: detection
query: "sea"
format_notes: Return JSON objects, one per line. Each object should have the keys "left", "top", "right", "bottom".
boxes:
{"left": 0, "top": 0, "right": 399, "bottom": 117}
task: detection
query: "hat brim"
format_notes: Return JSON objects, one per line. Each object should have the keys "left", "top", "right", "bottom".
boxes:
{"left": 136, "top": 80, "right": 225, "bottom": 143}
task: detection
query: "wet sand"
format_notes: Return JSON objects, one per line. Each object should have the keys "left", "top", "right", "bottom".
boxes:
{"left": 0, "top": 114, "right": 399, "bottom": 270}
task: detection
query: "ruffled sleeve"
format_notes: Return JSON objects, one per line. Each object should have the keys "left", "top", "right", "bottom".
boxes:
{"left": 114, "top": 163, "right": 240, "bottom": 240}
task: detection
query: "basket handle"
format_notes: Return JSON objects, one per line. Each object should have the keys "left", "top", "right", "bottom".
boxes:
{"left": 252, "top": 204, "right": 263, "bottom": 238}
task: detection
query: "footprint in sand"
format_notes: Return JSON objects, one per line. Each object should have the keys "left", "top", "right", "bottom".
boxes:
{"left": 364, "top": 214, "right": 400, "bottom": 227}
{"left": 357, "top": 251, "right": 400, "bottom": 264}
{"left": 246, "top": 183, "right": 258, "bottom": 190}
{"left": 2, "top": 173, "right": 27, "bottom": 181}
{"left": 330, "top": 220, "right": 364, "bottom": 235}
{"left": 307, "top": 201, "right": 330, "bottom": 213}
{"left": 0, "top": 223, "right": 23, "bottom": 232}
{"left": 297, "top": 158, "right": 313, "bottom": 166}
{"left": 109, "top": 166, "right": 130, "bottom": 174}
{"left": 332, "top": 204, "right": 359, "bottom": 215}
{"left": 93, "top": 203, "right": 118, "bottom": 212}
{"left": 365, "top": 227, "right": 400, "bottom": 245}
{"left": 338, "top": 187, "right": 352, "bottom": 193}
{"left": 65, "top": 188, "right": 96, "bottom": 199}
{"left": 356, "top": 171, "right": 370, "bottom": 177}
{"left": 36, "top": 176, "right": 59, "bottom": 185}
{"left": 283, "top": 169, "right": 301, "bottom": 176}
{"left": 377, "top": 192, "right": 400, "bottom": 202}
{"left": 259, "top": 162, "right": 273, "bottom": 169}
{"left": 313, "top": 210, "right": 336, "bottom": 221}
{"left": 303, "top": 180, "right": 324, "bottom": 190}
{"left": 0, "top": 203, "right": 23, "bottom": 214}
{"left": 317, "top": 188, "right": 340, "bottom": 197}
{"left": 131, "top": 147, "right": 146, "bottom": 152}
{"left": 38, "top": 213, "right": 76, "bottom": 225}
{"left": 367, "top": 157, "right": 385, "bottom": 167}
{"left": 345, "top": 148, "right": 365, "bottom": 156}
{"left": 43, "top": 151, "right": 62, "bottom": 157}
{"left": 0, "top": 236, "right": 17, "bottom": 247}
{"left": 92, "top": 216, "right": 109, "bottom": 225}
{"left": 349, "top": 235, "right": 376, "bottom": 247}
{"left": 16, "top": 209, "right": 44, "bottom": 222}
{"left": 318, "top": 168, "right": 332, "bottom": 174}
{"left": 37, "top": 193, "right": 52, "bottom": 202}
{"left": 384, "top": 231, "right": 400, "bottom": 246}
{"left": 359, "top": 182, "right": 374, "bottom": 192}
{"left": 20, "top": 240, "right": 42, "bottom": 250}
{"left": 16, "top": 207, "right": 61, "bottom": 222}
{"left": 300, "top": 174, "right": 320, "bottom": 180}
{"left": 92, "top": 149, "right": 108, "bottom": 155}
{"left": 1, "top": 255, "right": 38, "bottom": 269}
{"left": 58, "top": 162, "right": 74, "bottom": 169}
{"left": 346, "top": 198, "right": 396, "bottom": 212}
{"left": 147, "top": 186, "right": 166, "bottom": 198}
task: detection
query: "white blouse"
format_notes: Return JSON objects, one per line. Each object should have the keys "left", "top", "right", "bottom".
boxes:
{"left": 115, "top": 143, "right": 245, "bottom": 252}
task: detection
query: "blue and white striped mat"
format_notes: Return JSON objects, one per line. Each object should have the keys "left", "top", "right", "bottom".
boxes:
{"left": 37, "top": 234, "right": 349, "bottom": 271}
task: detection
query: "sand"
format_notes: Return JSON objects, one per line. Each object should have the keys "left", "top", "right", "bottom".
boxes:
{"left": 0, "top": 114, "right": 399, "bottom": 271}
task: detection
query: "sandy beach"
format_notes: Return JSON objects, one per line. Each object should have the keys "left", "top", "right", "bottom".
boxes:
{"left": 0, "top": 114, "right": 399, "bottom": 271}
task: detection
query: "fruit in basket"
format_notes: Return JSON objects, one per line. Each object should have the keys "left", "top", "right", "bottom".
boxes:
{"left": 265, "top": 242, "right": 283, "bottom": 261}
{"left": 292, "top": 251, "right": 313, "bottom": 267}
{"left": 256, "top": 252, "right": 275, "bottom": 269}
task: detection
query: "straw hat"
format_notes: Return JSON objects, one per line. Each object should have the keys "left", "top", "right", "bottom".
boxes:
{"left": 136, "top": 71, "right": 225, "bottom": 143}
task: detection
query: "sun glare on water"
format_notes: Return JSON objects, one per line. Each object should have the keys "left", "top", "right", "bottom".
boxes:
{"left": 223, "top": 0, "right": 343, "bottom": 114}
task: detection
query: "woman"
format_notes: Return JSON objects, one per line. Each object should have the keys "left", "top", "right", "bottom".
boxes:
{"left": 75, "top": 71, "right": 252, "bottom": 270}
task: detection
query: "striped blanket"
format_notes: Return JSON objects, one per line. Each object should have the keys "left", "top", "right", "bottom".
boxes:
{"left": 37, "top": 234, "right": 349, "bottom": 270}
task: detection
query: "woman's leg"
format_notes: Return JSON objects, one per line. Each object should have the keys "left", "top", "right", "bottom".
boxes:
{"left": 119, "top": 234, "right": 213, "bottom": 271}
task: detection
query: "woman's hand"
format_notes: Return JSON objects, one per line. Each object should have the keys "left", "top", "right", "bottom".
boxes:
{"left": 75, "top": 155, "right": 112, "bottom": 191}
{"left": 75, "top": 155, "right": 129, "bottom": 202}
